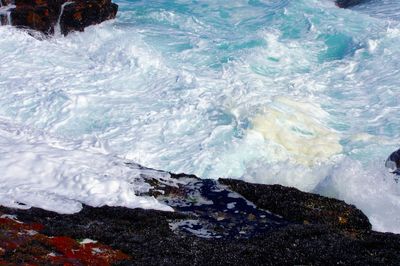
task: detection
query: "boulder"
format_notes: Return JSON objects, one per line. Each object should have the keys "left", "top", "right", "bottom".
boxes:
{"left": 0, "top": 0, "right": 118, "bottom": 35}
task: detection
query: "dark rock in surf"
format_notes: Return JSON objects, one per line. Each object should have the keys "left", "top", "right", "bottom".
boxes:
{"left": 385, "top": 148, "right": 400, "bottom": 175}
{"left": 60, "top": 0, "right": 118, "bottom": 35}
{"left": 0, "top": 0, "right": 118, "bottom": 35}
{"left": 335, "top": 0, "right": 364, "bottom": 8}
{"left": 6, "top": 4, "right": 53, "bottom": 33}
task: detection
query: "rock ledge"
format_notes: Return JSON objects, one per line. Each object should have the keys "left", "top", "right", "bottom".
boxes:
{"left": 1, "top": 172, "right": 399, "bottom": 265}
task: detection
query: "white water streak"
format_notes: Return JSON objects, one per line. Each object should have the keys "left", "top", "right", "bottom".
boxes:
{"left": 55, "top": 1, "right": 74, "bottom": 36}
{"left": 0, "top": 5, "right": 14, "bottom": 25}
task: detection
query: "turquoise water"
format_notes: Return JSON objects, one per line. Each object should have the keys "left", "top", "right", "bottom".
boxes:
{"left": 0, "top": 0, "right": 399, "bottom": 232}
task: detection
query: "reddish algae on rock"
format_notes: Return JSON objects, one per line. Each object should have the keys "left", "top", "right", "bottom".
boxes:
{"left": 0, "top": 211, "right": 129, "bottom": 265}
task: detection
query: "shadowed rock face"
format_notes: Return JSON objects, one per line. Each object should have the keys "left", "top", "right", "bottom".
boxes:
{"left": 1, "top": 172, "right": 400, "bottom": 265}
{"left": 0, "top": 0, "right": 118, "bottom": 35}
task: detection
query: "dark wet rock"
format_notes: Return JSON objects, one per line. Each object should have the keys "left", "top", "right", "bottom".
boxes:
{"left": 335, "top": 0, "right": 364, "bottom": 8}
{"left": 219, "top": 178, "right": 372, "bottom": 233}
{"left": 1, "top": 172, "right": 400, "bottom": 265}
{"left": 386, "top": 148, "right": 400, "bottom": 176}
{"left": 157, "top": 177, "right": 288, "bottom": 239}
{"left": 59, "top": 0, "right": 118, "bottom": 35}
{"left": 0, "top": 0, "right": 118, "bottom": 35}
{"left": 7, "top": 4, "right": 53, "bottom": 33}
{"left": 1, "top": 204, "right": 400, "bottom": 265}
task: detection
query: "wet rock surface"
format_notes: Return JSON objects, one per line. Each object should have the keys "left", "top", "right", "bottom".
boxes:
{"left": 1, "top": 172, "right": 400, "bottom": 265}
{"left": 152, "top": 175, "right": 288, "bottom": 239}
{"left": 219, "top": 178, "right": 372, "bottom": 233}
{"left": 0, "top": 0, "right": 118, "bottom": 35}
{"left": 386, "top": 148, "right": 400, "bottom": 177}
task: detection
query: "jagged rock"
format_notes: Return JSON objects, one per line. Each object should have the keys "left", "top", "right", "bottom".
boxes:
{"left": 60, "top": 0, "right": 117, "bottom": 35}
{"left": 0, "top": 0, "right": 118, "bottom": 35}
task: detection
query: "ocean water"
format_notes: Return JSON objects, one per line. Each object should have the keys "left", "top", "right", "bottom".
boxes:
{"left": 0, "top": 0, "right": 400, "bottom": 233}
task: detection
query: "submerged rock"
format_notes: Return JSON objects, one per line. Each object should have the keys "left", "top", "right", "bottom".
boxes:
{"left": 0, "top": 0, "right": 118, "bottom": 35}
{"left": 1, "top": 171, "right": 400, "bottom": 265}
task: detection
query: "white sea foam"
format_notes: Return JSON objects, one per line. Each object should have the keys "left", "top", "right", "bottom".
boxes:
{"left": 317, "top": 158, "right": 400, "bottom": 233}
{"left": 0, "top": 118, "right": 172, "bottom": 213}
{"left": 0, "top": 0, "right": 400, "bottom": 233}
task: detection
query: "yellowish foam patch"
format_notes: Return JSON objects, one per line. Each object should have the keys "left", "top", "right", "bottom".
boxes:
{"left": 252, "top": 97, "right": 342, "bottom": 166}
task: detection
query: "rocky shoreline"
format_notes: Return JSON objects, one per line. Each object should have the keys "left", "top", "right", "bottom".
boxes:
{"left": 1, "top": 0, "right": 398, "bottom": 265}
{"left": 0, "top": 0, "right": 365, "bottom": 35}
{"left": 1, "top": 171, "right": 399, "bottom": 265}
